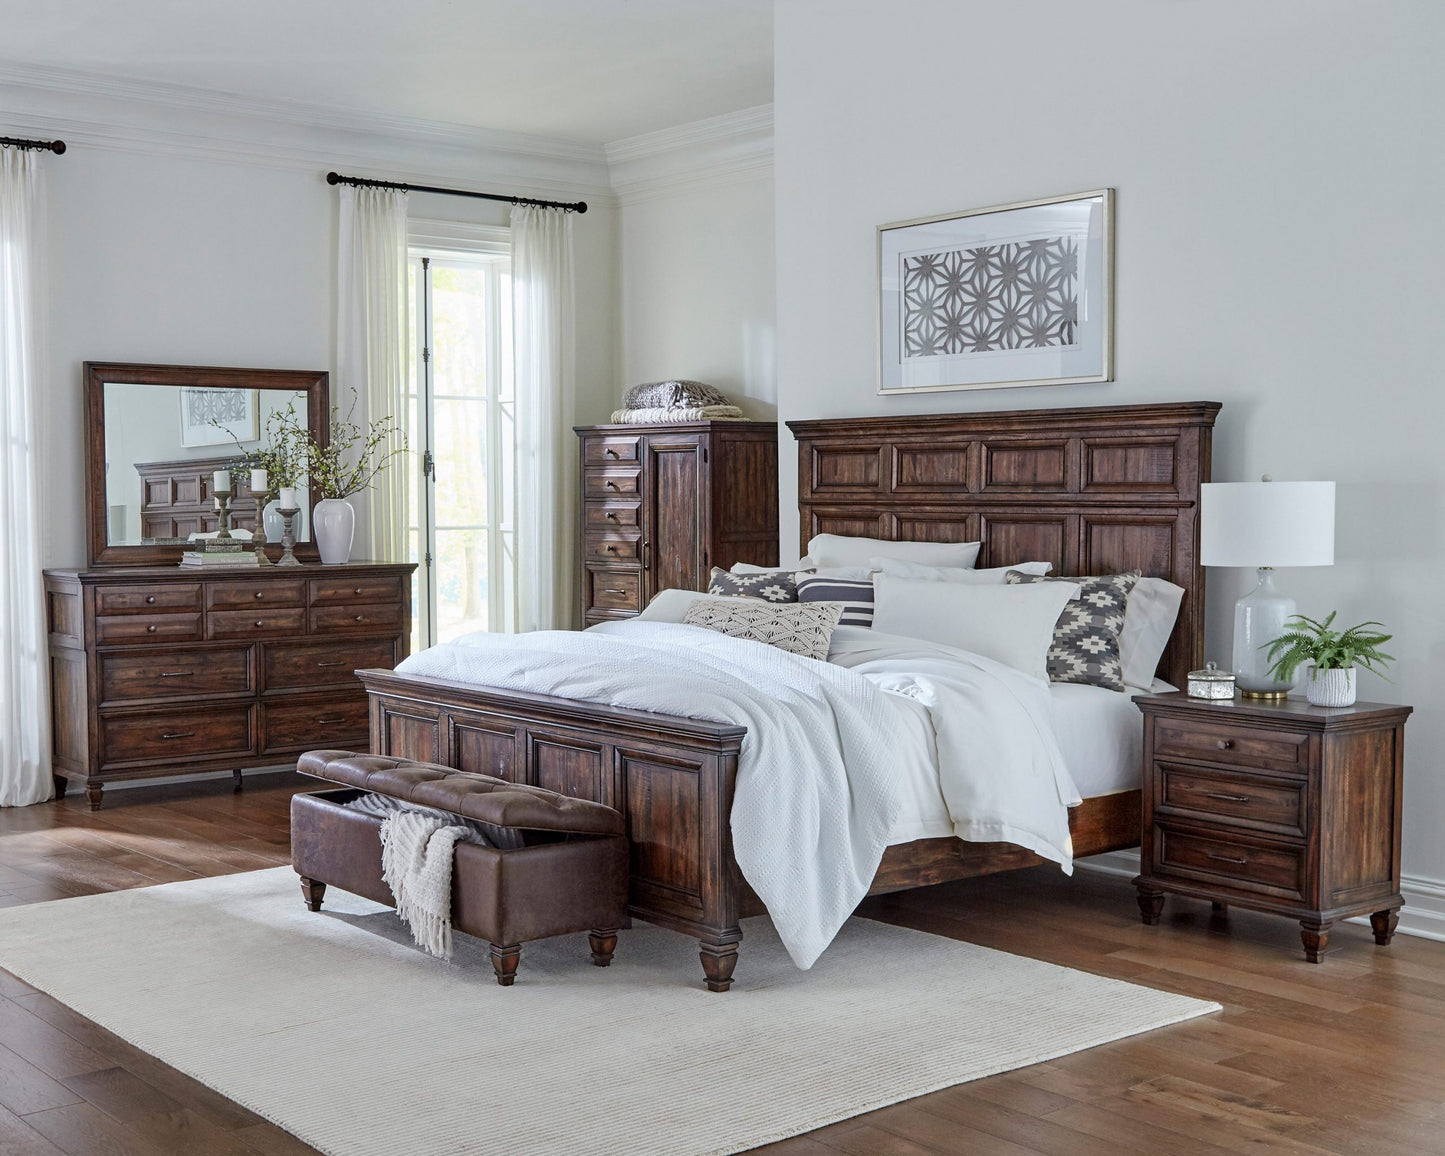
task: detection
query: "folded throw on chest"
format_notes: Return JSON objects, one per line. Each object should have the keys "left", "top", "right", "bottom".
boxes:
{"left": 378, "top": 810, "right": 470, "bottom": 960}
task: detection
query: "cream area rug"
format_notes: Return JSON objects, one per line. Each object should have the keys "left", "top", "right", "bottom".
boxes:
{"left": 0, "top": 867, "right": 1217, "bottom": 1156}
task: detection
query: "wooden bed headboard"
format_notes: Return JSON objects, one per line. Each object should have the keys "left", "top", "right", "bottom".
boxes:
{"left": 785, "top": 401, "right": 1221, "bottom": 690}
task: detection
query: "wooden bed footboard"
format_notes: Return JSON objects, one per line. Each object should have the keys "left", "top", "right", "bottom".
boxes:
{"left": 356, "top": 668, "right": 1140, "bottom": 991}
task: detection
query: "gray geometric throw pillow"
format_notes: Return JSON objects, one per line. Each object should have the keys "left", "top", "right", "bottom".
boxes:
{"left": 707, "top": 566, "right": 799, "bottom": 604}
{"left": 1005, "top": 570, "right": 1141, "bottom": 691}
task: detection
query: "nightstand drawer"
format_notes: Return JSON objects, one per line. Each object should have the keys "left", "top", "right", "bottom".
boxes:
{"left": 1158, "top": 764, "right": 1305, "bottom": 837}
{"left": 584, "top": 468, "right": 641, "bottom": 497}
{"left": 1156, "top": 825, "right": 1305, "bottom": 901}
{"left": 584, "top": 503, "right": 640, "bottom": 529}
{"left": 586, "top": 534, "right": 641, "bottom": 563}
{"left": 1153, "top": 717, "right": 1311, "bottom": 774}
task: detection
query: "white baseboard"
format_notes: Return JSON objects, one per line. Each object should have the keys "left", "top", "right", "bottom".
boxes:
{"left": 1076, "top": 850, "right": 1445, "bottom": 943}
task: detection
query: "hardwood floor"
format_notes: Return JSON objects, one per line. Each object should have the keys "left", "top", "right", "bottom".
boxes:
{"left": 2, "top": 773, "right": 1443, "bottom": 1156}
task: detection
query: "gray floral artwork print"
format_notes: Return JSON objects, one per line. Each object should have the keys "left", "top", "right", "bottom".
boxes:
{"left": 902, "top": 236, "right": 1080, "bottom": 358}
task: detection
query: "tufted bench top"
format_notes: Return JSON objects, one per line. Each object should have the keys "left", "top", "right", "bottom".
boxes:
{"left": 297, "top": 750, "right": 625, "bottom": 837}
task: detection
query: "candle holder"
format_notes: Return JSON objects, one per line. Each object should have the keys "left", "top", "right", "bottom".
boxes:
{"left": 213, "top": 487, "right": 234, "bottom": 539}
{"left": 277, "top": 507, "right": 302, "bottom": 567}
{"left": 248, "top": 487, "right": 273, "bottom": 565}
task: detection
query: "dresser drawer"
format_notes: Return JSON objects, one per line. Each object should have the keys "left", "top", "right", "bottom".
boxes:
{"left": 1153, "top": 717, "right": 1311, "bottom": 775}
{"left": 584, "top": 503, "right": 640, "bottom": 530}
{"left": 309, "top": 574, "right": 405, "bottom": 606}
{"left": 95, "top": 584, "right": 202, "bottom": 615}
{"left": 586, "top": 534, "right": 641, "bottom": 563}
{"left": 262, "top": 695, "right": 369, "bottom": 754}
{"left": 100, "top": 647, "right": 253, "bottom": 703}
{"left": 310, "top": 603, "right": 405, "bottom": 634}
{"left": 206, "top": 578, "right": 307, "bottom": 609}
{"left": 584, "top": 468, "right": 641, "bottom": 498}
{"left": 96, "top": 613, "right": 203, "bottom": 645}
{"left": 585, "top": 568, "right": 643, "bottom": 613}
{"left": 101, "top": 705, "right": 253, "bottom": 766}
{"left": 583, "top": 436, "right": 640, "bottom": 464}
{"left": 265, "top": 638, "right": 398, "bottom": 690}
{"left": 1156, "top": 825, "right": 1306, "bottom": 901}
{"left": 208, "top": 607, "right": 307, "bottom": 640}
{"left": 1158, "top": 764, "right": 1305, "bottom": 837}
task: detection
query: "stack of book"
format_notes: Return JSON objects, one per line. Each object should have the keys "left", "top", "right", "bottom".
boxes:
{"left": 179, "top": 539, "right": 260, "bottom": 569}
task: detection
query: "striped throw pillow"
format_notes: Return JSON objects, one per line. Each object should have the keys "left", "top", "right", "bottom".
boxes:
{"left": 795, "top": 574, "right": 875, "bottom": 627}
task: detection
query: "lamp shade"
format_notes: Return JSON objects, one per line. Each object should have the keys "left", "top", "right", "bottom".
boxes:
{"left": 1200, "top": 481, "right": 1335, "bottom": 568}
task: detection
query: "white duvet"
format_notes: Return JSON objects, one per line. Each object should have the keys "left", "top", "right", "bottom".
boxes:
{"left": 395, "top": 621, "right": 1079, "bottom": 969}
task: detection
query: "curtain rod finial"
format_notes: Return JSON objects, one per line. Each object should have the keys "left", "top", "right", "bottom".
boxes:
{"left": 326, "top": 171, "right": 341, "bottom": 185}
{"left": 575, "top": 201, "right": 588, "bottom": 214}
{"left": 50, "top": 140, "right": 66, "bottom": 155}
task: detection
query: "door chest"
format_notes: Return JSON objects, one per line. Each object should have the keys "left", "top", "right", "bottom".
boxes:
{"left": 43, "top": 563, "right": 415, "bottom": 808}
{"left": 576, "top": 421, "right": 779, "bottom": 625}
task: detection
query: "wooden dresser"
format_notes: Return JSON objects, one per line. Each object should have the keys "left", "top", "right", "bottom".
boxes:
{"left": 575, "top": 420, "right": 779, "bottom": 626}
{"left": 43, "top": 563, "right": 415, "bottom": 809}
{"left": 1133, "top": 692, "right": 1411, "bottom": 962}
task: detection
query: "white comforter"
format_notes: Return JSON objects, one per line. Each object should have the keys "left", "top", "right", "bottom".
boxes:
{"left": 395, "top": 621, "right": 1079, "bottom": 969}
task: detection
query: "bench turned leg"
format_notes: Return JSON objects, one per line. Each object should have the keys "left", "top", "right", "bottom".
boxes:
{"left": 298, "top": 877, "right": 326, "bottom": 913}
{"left": 490, "top": 943, "right": 522, "bottom": 986}
{"left": 588, "top": 929, "right": 618, "bottom": 967}
{"left": 699, "top": 937, "right": 739, "bottom": 993}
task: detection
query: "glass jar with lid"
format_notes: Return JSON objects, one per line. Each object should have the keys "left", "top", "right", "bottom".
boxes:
{"left": 1187, "top": 662, "right": 1237, "bottom": 700}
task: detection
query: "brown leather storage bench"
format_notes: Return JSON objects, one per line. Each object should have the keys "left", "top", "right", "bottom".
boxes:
{"left": 291, "top": 750, "right": 628, "bottom": 986}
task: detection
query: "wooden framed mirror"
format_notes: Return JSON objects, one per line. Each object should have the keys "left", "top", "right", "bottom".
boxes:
{"left": 84, "top": 362, "right": 330, "bottom": 567}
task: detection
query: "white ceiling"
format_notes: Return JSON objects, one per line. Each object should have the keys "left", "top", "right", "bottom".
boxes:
{"left": 0, "top": 0, "right": 774, "bottom": 145}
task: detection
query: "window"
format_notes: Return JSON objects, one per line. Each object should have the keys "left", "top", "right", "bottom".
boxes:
{"left": 406, "top": 233, "right": 515, "bottom": 649}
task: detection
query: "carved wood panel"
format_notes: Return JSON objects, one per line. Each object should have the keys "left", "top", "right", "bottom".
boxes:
{"left": 452, "top": 720, "right": 520, "bottom": 782}
{"left": 980, "top": 439, "right": 1071, "bottom": 492}
{"left": 977, "top": 512, "right": 1076, "bottom": 572}
{"left": 809, "top": 444, "right": 884, "bottom": 494}
{"left": 530, "top": 734, "right": 608, "bottom": 805}
{"left": 891, "top": 443, "right": 971, "bottom": 493}
{"left": 621, "top": 750, "right": 703, "bottom": 899}
{"left": 1082, "top": 437, "right": 1179, "bottom": 492}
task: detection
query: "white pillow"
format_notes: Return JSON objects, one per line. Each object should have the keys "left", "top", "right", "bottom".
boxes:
{"left": 870, "top": 557, "right": 1052, "bottom": 583}
{"left": 732, "top": 556, "right": 814, "bottom": 574}
{"left": 632, "top": 589, "right": 742, "bottom": 623}
{"left": 1119, "top": 576, "right": 1185, "bottom": 689}
{"left": 872, "top": 575, "right": 1080, "bottom": 683}
{"left": 808, "top": 533, "right": 980, "bottom": 570}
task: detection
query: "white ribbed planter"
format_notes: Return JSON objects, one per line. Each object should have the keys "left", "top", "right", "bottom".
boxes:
{"left": 313, "top": 498, "right": 355, "bottom": 565}
{"left": 1306, "top": 665, "right": 1357, "bottom": 707}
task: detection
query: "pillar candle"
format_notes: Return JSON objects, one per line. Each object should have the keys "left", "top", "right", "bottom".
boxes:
{"left": 250, "top": 468, "right": 268, "bottom": 492}
{"left": 279, "top": 486, "right": 297, "bottom": 509}
{"left": 213, "top": 469, "right": 231, "bottom": 493}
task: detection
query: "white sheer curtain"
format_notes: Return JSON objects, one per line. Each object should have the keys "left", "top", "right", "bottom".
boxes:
{"left": 336, "top": 184, "right": 409, "bottom": 562}
{"left": 512, "top": 205, "right": 577, "bottom": 632}
{"left": 0, "top": 148, "right": 52, "bottom": 807}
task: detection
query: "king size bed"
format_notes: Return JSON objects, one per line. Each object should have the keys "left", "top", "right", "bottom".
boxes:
{"left": 356, "top": 401, "right": 1220, "bottom": 989}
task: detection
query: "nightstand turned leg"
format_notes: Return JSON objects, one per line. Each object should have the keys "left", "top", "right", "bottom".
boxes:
{"left": 85, "top": 782, "right": 104, "bottom": 811}
{"left": 1370, "top": 908, "right": 1401, "bottom": 946}
{"left": 1136, "top": 887, "right": 1165, "bottom": 926}
{"left": 1300, "top": 919, "right": 1333, "bottom": 963}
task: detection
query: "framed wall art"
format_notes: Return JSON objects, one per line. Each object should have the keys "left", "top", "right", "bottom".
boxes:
{"left": 877, "top": 189, "right": 1113, "bottom": 394}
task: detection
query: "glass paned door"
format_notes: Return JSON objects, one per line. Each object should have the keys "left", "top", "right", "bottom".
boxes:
{"left": 407, "top": 251, "right": 514, "bottom": 648}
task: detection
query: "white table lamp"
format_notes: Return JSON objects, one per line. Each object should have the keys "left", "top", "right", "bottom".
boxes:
{"left": 1201, "top": 479, "right": 1335, "bottom": 700}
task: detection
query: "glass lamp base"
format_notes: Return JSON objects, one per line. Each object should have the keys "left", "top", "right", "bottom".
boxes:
{"left": 1232, "top": 567, "right": 1296, "bottom": 698}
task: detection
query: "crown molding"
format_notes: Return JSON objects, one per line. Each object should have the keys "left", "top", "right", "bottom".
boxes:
{"left": 605, "top": 104, "right": 773, "bottom": 205}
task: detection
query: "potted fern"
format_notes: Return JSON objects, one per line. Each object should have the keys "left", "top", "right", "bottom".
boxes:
{"left": 1262, "top": 612, "right": 1394, "bottom": 707}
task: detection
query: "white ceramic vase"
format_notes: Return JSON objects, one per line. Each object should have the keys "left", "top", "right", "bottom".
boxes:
{"left": 1305, "top": 665, "right": 1357, "bottom": 708}
{"left": 313, "top": 497, "right": 355, "bottom": 565}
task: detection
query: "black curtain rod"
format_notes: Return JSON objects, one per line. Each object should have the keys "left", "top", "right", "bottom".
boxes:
{"left": 0, "top": 136, "right": 66, "bottom": 154}
{"left": 326, "top": 171, "right": 585, "bottom": 214}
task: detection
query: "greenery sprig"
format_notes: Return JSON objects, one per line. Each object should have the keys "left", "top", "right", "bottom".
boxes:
{"left": 1263, "top": 612, "right": 1395, "bottom": 684}
{"left": 216, "top": 403, "right": 310, "bottom": 490}
{"left": 305, "top": 400, "right": 408, "bottom": 500}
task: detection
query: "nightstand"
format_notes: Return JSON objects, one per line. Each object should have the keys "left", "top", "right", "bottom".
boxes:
{"left": 1133, "top": 692, "right": 1411, "bottom": 962}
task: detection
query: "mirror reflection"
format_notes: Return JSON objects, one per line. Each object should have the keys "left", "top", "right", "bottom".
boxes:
{"left": 102, "top": 383, "right": 312, "bottom": 546}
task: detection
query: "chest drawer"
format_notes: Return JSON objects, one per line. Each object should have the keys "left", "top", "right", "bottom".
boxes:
{"left": 262, "top": 695, "right": 369, "bottom": 754}
{"left": 96, "top": 613, "right": 203, "bottom": 645}
{"left": 101, "top": 705, "right": 254, "bottom": 767}
{"left": 100, "top": 647, "right": 253, "bottom": 703}
{"left": 584, "top": 503, "right": 641, "bottom": 530}
{"left": 584, "top": 468, "right": 641, "bottom": 498}
{"left": 1158, "top": 764, "right": 1305, "bottom": 837}
{"left": 208, "top": 607, "right": 307, "bottom": 640}
{"left": 586, "top": 534, "right": 641, "bottom": 563}
{"left": 1153, "top": 716, "right": 1312, "bottom": 775}
{"left": 583, "top": 436, "right": 641, "bottom": 464}
{"left": 310, "top": 603, "right": 405, "bottom": 634}
{"left": 95, "top": 584, "right": 202, "bottom": 615}
{"left": 585, "top": 568, "right": 643, "bottom": 613}
{"left": 206, "top": 578, "right": 306, "bottom": 609}
{"left": 1155, "top": 825, "right": 1306, "bottom": 902}
{"left": 265, "top": 638, "right": 399, "bottom": 690}
{"left": 309, "top": 575, "right": 404, "bottom": 606}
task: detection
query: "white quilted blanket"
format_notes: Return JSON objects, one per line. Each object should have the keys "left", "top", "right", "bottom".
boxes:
{"left": 396, "top": 621, "right": 1075, "bottom": 969}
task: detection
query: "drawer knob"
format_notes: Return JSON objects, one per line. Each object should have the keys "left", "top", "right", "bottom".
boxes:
{"left": 1215, "top": 739, "right": 1233, "bottom": 750}
{"left": 160, "top": 731, "right": 196, "bottom": 740}
{"left": 354, "top": 587, "right": 363, "bottom": 595}
{"left": 146, "top": 624, "right": 157, "bottom": 633}
{"left": 254, "top": 591, "right": 264, "bottom": 599}
{"left": 1203, "top": 791, "right": 1251, "bottom": 804}
{"left": 145, "top": 595, "right": 156, "bottom": 604}
{"left": 605, "top": 481, "right": 619, "bottom": 490}
{"left": 1206, "top": 852, "right": 1248, "bottom": 866}
{"left": 255, "top": 620, "right": 265, "bottom": 628}
{"left": 605, "top": 448, "right": 620, "bottom": 458}
{"left": 354, "top": 615, "right": 365, "bottom": 622}
{"left": 605, "top": 512, "right": 618, "bottom": 520}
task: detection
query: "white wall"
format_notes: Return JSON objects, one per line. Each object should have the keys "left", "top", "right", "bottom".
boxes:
{"left": 775, "top": 1, "right": 1445, "bottom": 888}
{"left": 617, "top": 172, "right": 776, "bottom": 415}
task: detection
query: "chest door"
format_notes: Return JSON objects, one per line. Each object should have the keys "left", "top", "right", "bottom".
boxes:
{"left": 642, "top": 436, "right": 708, "bottom": 598}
